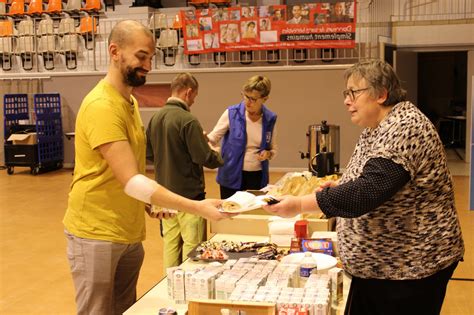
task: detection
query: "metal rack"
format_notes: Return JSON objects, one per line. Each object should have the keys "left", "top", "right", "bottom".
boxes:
{"left": 3, "top": 93, "right": 63, "bottom": 175}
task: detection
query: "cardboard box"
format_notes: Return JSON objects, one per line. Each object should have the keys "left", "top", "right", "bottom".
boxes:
{"left": 7, "top": 133, "right": 37, "bottom": 145}
{"left": 187, "top": 299, "right": 275, "bottom": 315}
{"left": 210, "top": 214, "right": 335, "bottom": 236}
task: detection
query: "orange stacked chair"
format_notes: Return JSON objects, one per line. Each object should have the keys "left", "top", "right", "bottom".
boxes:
{"left": 26, "top": 0, "right": 43, "bottom": 15}
{"left": 172, "top": 13, "right": 183, "bottom": 40}
{"left": 188, "top": 0, "right": 209, "bottom": 5}
{"left": 80, "top": 16, "right": 97, "bottom": 50}
{"left": 8, "top": 0, "right": 25, "bottom": 16}
{"left": 172, "top": 14, "right": 182, "bottom": 30}
{"left": 210, "top": 0, "right": 231, "bottom": 4}
{"left": 0, "top": 19, "right": 13, "bottom": 37}
{"left": 81, "top": 0, "right": 101, "bottom": 12}
{"left": 0, "top": 19, "right": 14, "bottom": 70}
{"left": 80, "top": 16, "right": 97, "bottom": 33}
{"left": 47, "top": 0, "right": 62, "bottom": 14}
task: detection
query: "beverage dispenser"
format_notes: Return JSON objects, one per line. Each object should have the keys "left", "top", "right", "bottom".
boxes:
{"left": 300, "top": 121, "right": 340, "bottom": 177}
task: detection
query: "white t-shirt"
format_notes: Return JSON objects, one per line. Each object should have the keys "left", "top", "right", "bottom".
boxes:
{"left": 207, "top": 109, "right": 277, "bottom": 171}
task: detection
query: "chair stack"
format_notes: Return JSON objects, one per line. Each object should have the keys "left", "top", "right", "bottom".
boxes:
{"left": 58, "top": 17, "right": 79, "bottom": 69}
{"left": 17, "top": 19, "right": 35, "bottom": 70}
{"left": 0, "top": 19, "right": 14, "bottom": 70}
{"left": 38, "top": 18, "right": 56, "bottom": 70}
{"left": 0, "top": 0, "right": 105, "bottom": 72}
{"left": 149, "top": 13, "right": 180, "bottom": 67}
{"left": 79, "top": 16, "right": 97, "bottom": 50}
{"left": 159, "top": 28, "right": 179, "bottom": 66}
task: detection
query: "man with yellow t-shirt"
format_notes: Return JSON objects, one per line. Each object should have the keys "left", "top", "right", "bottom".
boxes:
{"left": 63, "top": 20, "right": 231, "bottom": 315}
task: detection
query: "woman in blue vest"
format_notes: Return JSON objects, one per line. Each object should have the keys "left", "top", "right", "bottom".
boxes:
{"left": 207, "top": 75, "right": 278, "bottom": 199}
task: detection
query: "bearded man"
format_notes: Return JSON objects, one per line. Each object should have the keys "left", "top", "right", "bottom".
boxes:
{"left": 63, "top": 20, "right": 229, "bottom": 315}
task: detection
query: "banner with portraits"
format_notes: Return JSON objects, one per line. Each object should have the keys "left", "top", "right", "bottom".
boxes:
{"left": 181, "top": 2, "right": 357, "bottom": 54}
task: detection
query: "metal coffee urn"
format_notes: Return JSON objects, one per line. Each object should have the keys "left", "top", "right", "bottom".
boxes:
{"left": 300, "top": 120, "right": 340, "bottom": 177}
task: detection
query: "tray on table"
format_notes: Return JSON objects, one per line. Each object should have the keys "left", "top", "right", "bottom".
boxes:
{"left": 187, "top": 241, "right": 273, "bottom": 262}
{"left": 187, "top": 247, "right": 257, "bottom": 262}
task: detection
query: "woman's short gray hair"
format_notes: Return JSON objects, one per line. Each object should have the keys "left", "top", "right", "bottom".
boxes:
{"left": 344, "top": 59, "right": 407, "bottom": 106}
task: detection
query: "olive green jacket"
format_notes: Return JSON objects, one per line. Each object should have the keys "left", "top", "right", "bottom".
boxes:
{"left": 146, "top": 99, "right": 223, "bottom": 199}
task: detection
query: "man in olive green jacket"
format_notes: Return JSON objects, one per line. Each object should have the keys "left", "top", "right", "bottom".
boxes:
{"left": 146, "top": 73, "right": 223, "bottom": 268}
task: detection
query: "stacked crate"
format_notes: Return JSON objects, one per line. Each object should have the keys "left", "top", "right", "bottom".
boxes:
{"left": 3, "top": 93, "right": 63, "bottom": 175}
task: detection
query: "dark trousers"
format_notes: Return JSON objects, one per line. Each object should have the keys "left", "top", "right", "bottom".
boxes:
{"left": 345, "top": 261, "right": 458, "bottom": 315}
{"left": 220, "top": 170, "right": 263, "bottom": 199}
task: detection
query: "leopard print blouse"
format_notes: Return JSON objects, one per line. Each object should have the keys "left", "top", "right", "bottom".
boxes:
{"left": 337, "top": 101, "right": 464, "bottom": 280}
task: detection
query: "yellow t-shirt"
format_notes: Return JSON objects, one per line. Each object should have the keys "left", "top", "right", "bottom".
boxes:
{"left": 63, "top": 80, "right": 146, "bottom": 244}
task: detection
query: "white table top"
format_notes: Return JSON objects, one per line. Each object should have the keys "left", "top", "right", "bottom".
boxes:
{"left": 124, "top": 234, "right": 269, "bottom": 315}
{"left": 125, "top": 233, "right": 349, "bottom": 315}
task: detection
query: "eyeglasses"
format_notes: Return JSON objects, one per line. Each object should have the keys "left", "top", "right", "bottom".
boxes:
{"left": 242, "top": 92, "right": 262, "bottom": 103}
{"left": 342, "top": 88, "right": 369, "bottom": 101}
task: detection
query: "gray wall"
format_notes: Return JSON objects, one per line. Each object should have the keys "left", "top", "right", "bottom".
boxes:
{"left": 2, "top": 66, "right": 361, "bottom": 170}
{"left": 2, "top": 68, "right": 362, "bottom": 170}
{"left": 184, "top": 68, "right": 362, "bottom": 170}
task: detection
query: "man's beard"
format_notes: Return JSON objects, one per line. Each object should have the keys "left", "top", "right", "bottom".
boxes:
{"left": 124, "top": 66, "right": 147, "bottom": 87}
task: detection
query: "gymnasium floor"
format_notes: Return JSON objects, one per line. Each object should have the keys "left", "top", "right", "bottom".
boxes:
{"left": 0, "top": 155, "right": 472, "bottom": 314}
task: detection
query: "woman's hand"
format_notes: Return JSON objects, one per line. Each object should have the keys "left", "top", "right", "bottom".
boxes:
{"left": 203, "top": 131, "right": 209, "bottom": 142}
{"left": 257, "top": 150, "right": 272, "bottom": 161}
{"left": 262, "top": 195, "right": 302, "bottom": 218}
{"left": 315, "top": 180, "right": 339, "bottom": 192}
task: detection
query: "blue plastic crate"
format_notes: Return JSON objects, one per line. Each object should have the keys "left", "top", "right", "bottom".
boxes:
{"left": 3, "top": 94, "right": 30, "bottom": 140}
{"left": 4, "top": 93, "right": 64, "bottom": 174}
{"left": 4, "top": 94, "right": 29, "bottom": 119}
{"left": 34, "top": 93, "right": 64, "bottom": 164}
{"left": 34, "top": 93, "right": 62, "bottom": 119}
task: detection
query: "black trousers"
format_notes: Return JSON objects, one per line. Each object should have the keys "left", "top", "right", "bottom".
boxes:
{"left": 345, "top": 261, "right": 458, "bottom": 315}
{"left": 220, "top": 170, "right": 263, "bottom": 199}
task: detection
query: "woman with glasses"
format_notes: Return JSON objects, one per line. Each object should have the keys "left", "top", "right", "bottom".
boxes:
{"left": 207, "top": 75, "right": 277, "bottom": 199}
{"left": 264, "top": 59, "right": 464, "bottom": 315}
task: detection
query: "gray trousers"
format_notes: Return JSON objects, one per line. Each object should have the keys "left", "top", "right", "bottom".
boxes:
{"left": 65, "top": 230, "right": 144, "bottom": 315}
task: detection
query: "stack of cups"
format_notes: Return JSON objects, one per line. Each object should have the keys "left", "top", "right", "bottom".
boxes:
{"left": 290, "top": 220, "right": 308, "bottom": 253}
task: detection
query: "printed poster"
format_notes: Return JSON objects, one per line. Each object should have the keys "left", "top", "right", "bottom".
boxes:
{"left": 181, "top": 2, "right": 357, "bottom": 54}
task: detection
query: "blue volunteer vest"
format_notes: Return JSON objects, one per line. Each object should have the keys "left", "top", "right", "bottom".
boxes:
{"left": 216, "top": 102, "right": 277, "bottom": 190}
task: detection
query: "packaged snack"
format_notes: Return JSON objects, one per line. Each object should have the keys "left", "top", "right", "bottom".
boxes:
{"left": 301, "top": 238, "right": 334, "bottom": 256}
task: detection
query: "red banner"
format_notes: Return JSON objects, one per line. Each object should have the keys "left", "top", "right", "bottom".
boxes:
{"left": 181, "top": 2, "right": 357, "bottom": 55}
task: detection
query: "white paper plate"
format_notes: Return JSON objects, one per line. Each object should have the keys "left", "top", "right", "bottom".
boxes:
{"left": 219, "top": 195, "right": 276, "bottom": 213}
{"left": 280, "top": 252, "right": 338, "bottom": 272}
